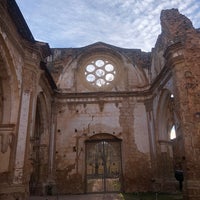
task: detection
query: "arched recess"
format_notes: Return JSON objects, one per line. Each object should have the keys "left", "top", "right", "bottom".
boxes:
{"left": 0, "top": 55, "right": 11, "bottom": 124}
{"left": 156, "top": 89, "right": 180, "bottom": 190}
{"left": 85, "top": 133, "right": 122, "bottom": 193}
{"left": 29, "top": 92, "right": 50, "bottom": 195}
{"left": 57, "top": 46, "right": 148, "bottom": 92}
{"left": 0, "top": 34, "right": 20, "bottom": 180}
{"left": 157, "top": 89, "right": 175, "bottom": 141}
{"left": 0, "top": 34, "right": 20, "bottom": 124}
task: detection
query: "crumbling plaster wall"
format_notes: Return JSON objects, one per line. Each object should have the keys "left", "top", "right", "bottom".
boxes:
{"left": 168, "top": 21, "right": 200, "bottom": 200}
{"left": 54, "top": 98, "right": 151, "bottom": 193}
{"left": 50, "top": 45, "right": 152, "bottom": 193}
{"left": 149, "top": 9, "right": 200, "bottom": 195}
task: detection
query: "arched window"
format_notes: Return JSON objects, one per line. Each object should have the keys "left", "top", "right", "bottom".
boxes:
{"left": 170, "top": 125, "right": 176, "bottom": 140}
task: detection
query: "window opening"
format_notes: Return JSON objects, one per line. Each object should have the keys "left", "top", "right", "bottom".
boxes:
{"left": 170, "top": 125, "right": 176, "bottom": 140}
{"left": 84, "top": 59, "right": 116, "bottom": 88}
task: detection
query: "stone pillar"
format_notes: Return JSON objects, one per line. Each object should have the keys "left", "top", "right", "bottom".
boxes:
{"left": 145, "top": 99, "right": 157, "bottom": 162}
{"left": 164, "top": 42, "right": 200, "bottom": 199}
{"left": 12, "top": 68, "right": 36, "bottom": 198}
{"left": 119, "top": 98, "right": 136, "bottom": 192}
{"left": 47, "top": 101, "right": 56, "bottom": 183}
{"left": 144, "top": 99, "right": 159, "bottom": 191}
{"left": 13, "top": 91, "right": 31, "bottom": 184}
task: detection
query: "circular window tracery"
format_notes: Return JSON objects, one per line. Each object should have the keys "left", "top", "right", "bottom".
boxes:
{"left": 84, "top": 58, "right": 116, "bottom": 88}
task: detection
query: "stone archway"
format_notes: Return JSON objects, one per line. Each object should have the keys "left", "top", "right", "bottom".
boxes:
{"left": 30, "top": 92, "right": 50, "bottom": 195}
{"left": 85, "top": 133, "right": 122, "bottom": 193}
{"left": 0, "top": 54, "right": 11, "bottom": 124}
{"left": 30, "top": 96, "right": 43, "bottom": 195}
{"left": 156, "top": 89, "right": 181, "bottom": 191}
{"left": 0, "top": 40, "right": 17, "bottom": 184}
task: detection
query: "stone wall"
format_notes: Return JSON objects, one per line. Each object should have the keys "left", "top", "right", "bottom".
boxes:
{"left": 53, "top": 94, "right": 151, "bottom": 194}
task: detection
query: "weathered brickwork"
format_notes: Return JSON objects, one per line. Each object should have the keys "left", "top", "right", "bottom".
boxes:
{"left": 0, "top": 2, "right": 199, "bottom": 200}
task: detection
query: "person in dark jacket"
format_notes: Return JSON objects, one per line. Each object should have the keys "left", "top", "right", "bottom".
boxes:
{"left": 175, "top": 168, "right": 184, "bottom": 191}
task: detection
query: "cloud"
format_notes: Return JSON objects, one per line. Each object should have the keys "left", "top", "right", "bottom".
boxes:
{"left": 16, "top": 0, "right": 200, "bottom": 52}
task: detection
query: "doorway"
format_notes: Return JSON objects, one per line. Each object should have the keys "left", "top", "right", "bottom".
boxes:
{"left": 85, "top": 138, "right": 122, "bottom": 193}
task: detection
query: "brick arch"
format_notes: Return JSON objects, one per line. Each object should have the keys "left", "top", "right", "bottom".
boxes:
{"left": 0, "top": 34, "right": 20, "bottom": 123}
{"left": 30, "top": 92, "right": 50, "bottom": 195}
{"left": 156, "top": 89, "right": 174, "bottom": 141}
{"left": 34, "top": 91, "right": 51, "bottom": 152}
{"left": 156, "top": 89, "right": 179, "bottom": 189}
{"left": 87, "top": 133, "right": 121, "bottom": 141}
{"left": 0, "top": 33, "right": 19, "bottom": 185}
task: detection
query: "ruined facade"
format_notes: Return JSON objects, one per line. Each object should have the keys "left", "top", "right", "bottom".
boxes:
{"left": 0, "top": 0, "right": 200, "bottom": 199}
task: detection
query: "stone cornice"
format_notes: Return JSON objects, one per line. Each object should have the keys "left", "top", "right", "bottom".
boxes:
{"left": 163, "top": 41, "right": 185, "bottom": 67}
{"left": 54, "top": 66, "right": 170, "bottom": 103}
{"left": 55, "top": 90, "right": 152, "bottom": 102}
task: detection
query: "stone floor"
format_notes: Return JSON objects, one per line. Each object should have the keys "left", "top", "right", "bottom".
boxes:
{"left": 29, "top": 193, "right": 123, "bottom": 200}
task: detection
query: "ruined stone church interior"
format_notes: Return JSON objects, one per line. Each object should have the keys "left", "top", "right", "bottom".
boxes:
{"left": 0, "top": 0, "right": 200, "bottom": 199}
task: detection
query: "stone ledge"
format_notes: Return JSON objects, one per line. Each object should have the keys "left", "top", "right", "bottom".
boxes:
{"left": 0, "top": 183, "right": 26, "bottom": 194}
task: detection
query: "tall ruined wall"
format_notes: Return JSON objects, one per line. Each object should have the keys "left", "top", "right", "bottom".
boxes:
{"left": 151, "top": 8, "right": 194, "bottom": 81}
{"left": 150, "top": 9, "right": 200, "bottom": 198}
{"left": 47, "top": 43, "right": 152, "bottom": 194}
{"left": 0, "top": 1, "right": 55, "bottom": 199}
{"left": 163, "top": 22, "right": 200, "bottom": 200}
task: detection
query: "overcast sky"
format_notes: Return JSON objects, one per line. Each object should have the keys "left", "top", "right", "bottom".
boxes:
{"left": 15, "top": 0, "right": 200, "bottom": 52}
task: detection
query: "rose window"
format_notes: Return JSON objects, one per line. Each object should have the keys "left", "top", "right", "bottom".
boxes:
{"left": 85, "top": 59, "right": 116, "bottom": 88}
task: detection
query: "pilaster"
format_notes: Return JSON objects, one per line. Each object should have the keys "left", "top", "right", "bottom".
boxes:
{"left": 12, "top": 65, "right": 38, "bottom": 199}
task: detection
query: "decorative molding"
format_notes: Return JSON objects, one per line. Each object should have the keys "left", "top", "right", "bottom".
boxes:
{"left": 23, "top": 68, "right": 36, "bottom": 92}
{"left": 0, "top": 124, "right": 15, "bottom": 153}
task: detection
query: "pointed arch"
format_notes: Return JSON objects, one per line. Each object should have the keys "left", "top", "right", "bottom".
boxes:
{"left": 156, "top": 89, "right": 175, "bottom": 141}
{"left": 30, "top": 91, "right": 51, "bottom": 195}
{"left": 0, "top": 33, "right": 20, "bottom": 123}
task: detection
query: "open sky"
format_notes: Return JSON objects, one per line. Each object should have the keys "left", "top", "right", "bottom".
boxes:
{"left": 16, "top": 0, "right": 200, "bottom": 52}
